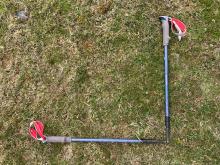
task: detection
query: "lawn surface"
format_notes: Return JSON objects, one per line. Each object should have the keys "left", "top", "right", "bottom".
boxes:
{"left": 0, "top": 0, "right": 220, "bottom": 164}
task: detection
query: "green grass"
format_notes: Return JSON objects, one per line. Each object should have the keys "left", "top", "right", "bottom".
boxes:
{"left": 0, "top": 0, "right": 220, "bottom": 164}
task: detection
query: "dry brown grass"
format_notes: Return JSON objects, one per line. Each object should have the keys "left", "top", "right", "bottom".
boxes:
{"left": 0, "top": 0, "right": 220, "bottom": 164}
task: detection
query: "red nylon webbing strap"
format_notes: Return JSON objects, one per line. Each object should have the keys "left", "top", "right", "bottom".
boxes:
{"left": 29, "top": 121, "right": 46, "bottom": 143}
{"left": 170, "top": 17, "right": 187, "bottom": 40}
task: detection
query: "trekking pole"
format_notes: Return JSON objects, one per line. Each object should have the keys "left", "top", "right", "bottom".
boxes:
{"left": 159, "top": 16, "right": 187, "bottom": 142}
{"left": 29, "top": 16, "right": 186, "bottom": 144}
{"left": 159, "top": 16, "right": 171, "bottom": 142}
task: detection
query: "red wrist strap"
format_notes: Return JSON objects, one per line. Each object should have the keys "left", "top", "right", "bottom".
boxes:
{"left": 170, "top": 17, "right": 187, "bottom": 40}
{"left": 29, "top": 121, "right": 46, "bottom": 143}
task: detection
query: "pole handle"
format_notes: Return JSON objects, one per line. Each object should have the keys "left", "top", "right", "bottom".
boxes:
{"left": 46, "top": 136, "right": 71, "bottom": 143}
{"left": 159, "top": 16, "right": 170, "bottom": 46}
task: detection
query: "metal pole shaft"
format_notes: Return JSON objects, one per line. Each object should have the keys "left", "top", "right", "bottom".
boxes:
{"left": 46, "top": 136, "right": 166, "bottom": 143}
{"left": 71, "top": 138, "right": 165, "bottom": 143}
{"left": 164, "top": 45, "right": 170, "bottom": 142}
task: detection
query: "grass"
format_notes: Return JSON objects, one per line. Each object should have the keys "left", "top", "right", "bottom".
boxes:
{"left": 0, "top": 0, "right": 220, "bottom": 164}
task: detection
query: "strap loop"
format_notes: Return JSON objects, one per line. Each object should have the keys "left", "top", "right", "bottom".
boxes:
{"left": 169, "top": 17, "right": 187, "bottom": 41}
{"left": 29, "top": 121, "right": 46, "bottom": 143}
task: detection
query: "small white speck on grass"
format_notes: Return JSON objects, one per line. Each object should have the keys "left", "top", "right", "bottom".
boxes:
{"left": 16, "top": 10, "right": 28, "bottom": 20}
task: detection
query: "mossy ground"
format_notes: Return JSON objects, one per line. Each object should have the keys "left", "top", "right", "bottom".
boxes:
{"left": 0, "top": 0, "right": 220, "bottom": 164}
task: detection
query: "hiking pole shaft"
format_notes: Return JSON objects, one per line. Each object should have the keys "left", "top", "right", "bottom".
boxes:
{"left": 164, "top": 45, "right": 170, "bottom": 142}
{"left": 159, "top": 16, "right": 171, "bottom": 143}
{"left": 46, "top": 136, "right": 166, "bottom": 143}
